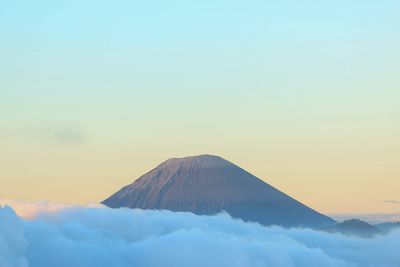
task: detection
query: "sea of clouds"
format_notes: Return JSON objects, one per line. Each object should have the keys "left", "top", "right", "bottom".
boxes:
{"left": 0, "top": 200, "right": 399, "bottom": 267}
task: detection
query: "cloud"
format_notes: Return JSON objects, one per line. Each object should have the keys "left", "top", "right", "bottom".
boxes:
{"left": 0, "top": 202, "right": 399, "bottom": 267}
{"left": 1, "top": 121, "right": 87, "bottom": 147}
{"left": 0, "top": 206, "right": 28, "bottom": 267}
{"left": 47, "top": 126, "right": 86, "bottom": 145}
{"left": 385, "top": 200, "right": 400, "bottom": 205}
{"left": 0, "top": 199, "right": 101, "bottom": 219}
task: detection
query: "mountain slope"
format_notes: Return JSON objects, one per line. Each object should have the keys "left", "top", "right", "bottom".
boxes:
{"left": 102, "top": 155, "right": 335, "bottom": 228}
{"left": 323, "top": 219, "right": 381, "bottom": 238}
{"left": 375, "top": 222, "right": 400, "bottom": 234}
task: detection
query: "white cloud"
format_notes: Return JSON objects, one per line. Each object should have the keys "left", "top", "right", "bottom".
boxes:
{"left": 0, "top": 199, "right": 100, "bottom": 219}
{"left": 0, "top": 202, "right": 399, "bottom": 267}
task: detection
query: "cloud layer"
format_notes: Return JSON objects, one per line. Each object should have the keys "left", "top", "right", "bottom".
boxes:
{"left": 0, "top": 203, "right": 399, "bottom": 267}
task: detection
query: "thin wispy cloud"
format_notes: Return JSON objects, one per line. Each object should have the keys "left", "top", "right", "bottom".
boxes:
{"left": 47, "top": 126, "right": 86, "bottom": 145}
{"left": 8, "top": 121, "right": 87, "bottom": 147}
{"left": 385, "top": 200, "right": 400, "bottom": 205}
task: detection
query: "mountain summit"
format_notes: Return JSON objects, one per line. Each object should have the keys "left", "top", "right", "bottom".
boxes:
{"left": 102, "top": 154, "right": 335, "bottom": 228}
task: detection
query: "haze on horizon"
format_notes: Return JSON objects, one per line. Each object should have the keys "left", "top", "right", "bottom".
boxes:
{"left": 1, "top": 0, "right": 399, "bottom": 215}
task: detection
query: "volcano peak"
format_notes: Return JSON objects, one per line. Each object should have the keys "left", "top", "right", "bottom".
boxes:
{"left": 102, "top": 155, "right": 335, "bottom": 228}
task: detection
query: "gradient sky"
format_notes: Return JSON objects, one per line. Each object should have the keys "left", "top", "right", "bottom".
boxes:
{"left": 1, "top": 0, "right": 399, "bottom": 214}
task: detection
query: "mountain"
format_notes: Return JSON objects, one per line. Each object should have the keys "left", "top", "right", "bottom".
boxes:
{"left": 102, "top": 155, "right": 335, "bottom": 228}
{"left": 323, "top": 219, "right": 381, "bottom": 238}
{"left": 375, "top": 222, "right": 400, "bottom": 234}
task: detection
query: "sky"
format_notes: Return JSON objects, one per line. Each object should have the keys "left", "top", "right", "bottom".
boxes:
{"left": 0, "top": 0, "right": 399, "bottom": 214}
